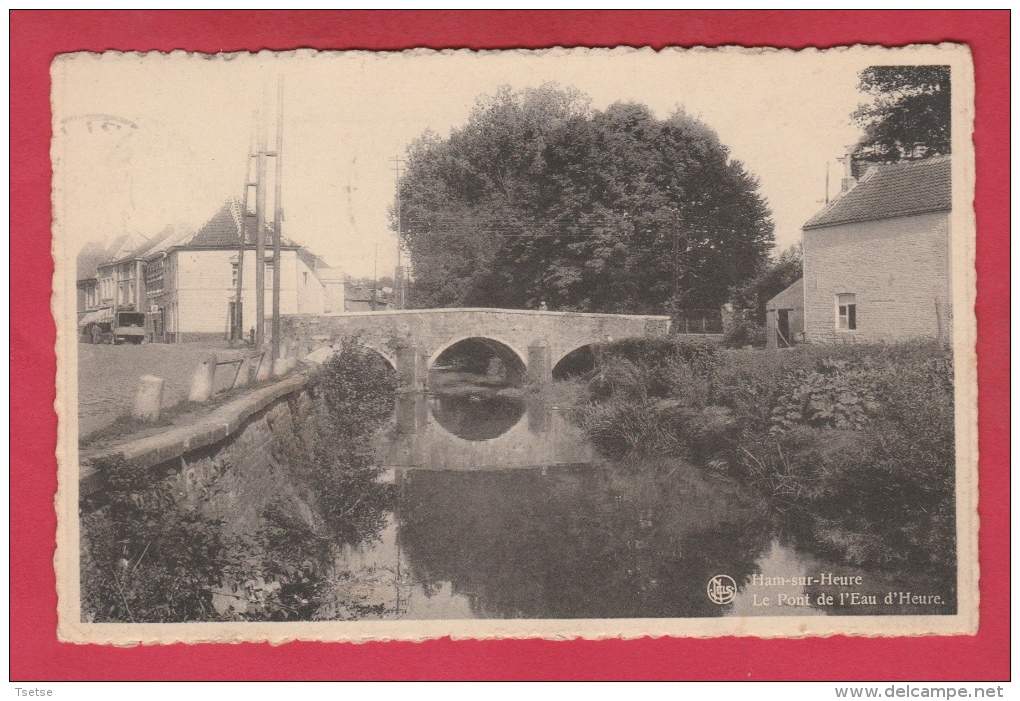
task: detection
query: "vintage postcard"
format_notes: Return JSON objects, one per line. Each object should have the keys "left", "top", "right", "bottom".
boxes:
{"left": 53, "top": 44, "right": 977, "bottom": 645}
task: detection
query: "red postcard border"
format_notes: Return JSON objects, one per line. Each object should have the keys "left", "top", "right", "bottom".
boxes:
{"left": 10, "top": 10, "right": 1009, "bottom": 681}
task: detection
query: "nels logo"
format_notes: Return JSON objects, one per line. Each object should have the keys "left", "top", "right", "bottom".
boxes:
{"left": 707, "top": 575, "right": 736, "bottom": 605}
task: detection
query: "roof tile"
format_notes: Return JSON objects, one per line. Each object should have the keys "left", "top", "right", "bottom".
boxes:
{"left": 183, "top": 197, "right": 297, "bottom": 249}
{"left": 803, "top": 156, "right": 951, "bottom": 230}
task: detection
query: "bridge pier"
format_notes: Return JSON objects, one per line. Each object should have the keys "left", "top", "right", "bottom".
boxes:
{"left": 396, "top": 346, "right": 426, "bottom": 390}
{"left": 527, "top": 343, "right": 551, "bottom": 383}
{"left": 395, "top": 392, "right": 429, "bottom": 434}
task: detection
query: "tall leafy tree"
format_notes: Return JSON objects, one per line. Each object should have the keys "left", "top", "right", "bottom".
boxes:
{"left": 396, "top": 84, "right": 774, "bottom": 314}
{"left": 851, "top": 65, "right": 951, "bottom": 168}
{"left": 730, "top": 244, "right": 803, "bottom": 324}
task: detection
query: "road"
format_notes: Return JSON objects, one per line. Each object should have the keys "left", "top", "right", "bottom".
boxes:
{"left": 77, "top": 342, "right": 247, "bottom": 439}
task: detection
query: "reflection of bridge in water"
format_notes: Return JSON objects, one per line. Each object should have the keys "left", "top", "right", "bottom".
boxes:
{"left": 374, "top": 392, "right": 599, "bottom": 471}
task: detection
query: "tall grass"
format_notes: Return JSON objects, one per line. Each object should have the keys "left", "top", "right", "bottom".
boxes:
{"left": 575, "top": 337, "right": 956, "bottom": 574}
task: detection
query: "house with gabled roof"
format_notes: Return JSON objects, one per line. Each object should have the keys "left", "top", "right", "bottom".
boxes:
{"left": 76, "top": 232, "right": 150, "bottom": 333}
{"left": 768, "top": 156, "right": 952, "bottom": 347}
{"left": 77, "top": 196, "right": 344, "bottom": 343}
{"left": 144, "top": 197, "right": 344, "bottom": 342}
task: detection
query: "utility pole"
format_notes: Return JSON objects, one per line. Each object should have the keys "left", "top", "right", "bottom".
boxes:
{"left": 255, "top": 86, "right": 269, "bottom": 347}
{"left": 271, "top": 76, "right": 284, "bottom": 362}
{"left": 389, "top": 155, "right": 406, "bottom": 309}
{"left": 235, "top": 117, "right": 256, "bottom": 342}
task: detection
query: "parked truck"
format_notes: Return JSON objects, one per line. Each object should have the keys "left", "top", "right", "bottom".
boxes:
{"left": 81, "top": 310, "right": 147, "bottom": 345}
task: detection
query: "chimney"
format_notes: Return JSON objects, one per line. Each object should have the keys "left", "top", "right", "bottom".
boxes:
{"left": 841, "top": 150, "right": 856, "bottom": 192}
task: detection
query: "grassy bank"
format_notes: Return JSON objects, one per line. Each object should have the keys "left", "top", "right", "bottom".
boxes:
{"left": 576, "top": 337, "right": 956, "bottom": 577}
{"left": 80, "top": 340, "right": 397, "bottom": 623}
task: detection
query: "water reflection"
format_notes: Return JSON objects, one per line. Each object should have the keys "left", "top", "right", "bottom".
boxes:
{"left": 343, "top": 381, "right": 956, "bottom": 620}
{"left": 369, "top": 389, "right": 772, "bottom": 618}
{"left": 376, "top": 392, "right": 597, "bottom": 471}
{"left": 309, "top": 515, "right": 476, "bottom": 620}
{"left": 428, "top": 393, "right": 525, "bottom": 440}
{"left": 391, "top": 462, "right": 769, "bottom": 618}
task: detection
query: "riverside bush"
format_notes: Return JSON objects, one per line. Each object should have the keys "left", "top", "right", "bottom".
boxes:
{"left": 578, "top": 337, "right": 955, "bottom": 572}
{"left": 282, "top": 338, "right": 396, "bottom": 542}
{"left": 81, "top": 456, "right": 231, "bottom": 622}
{"left": 81, "top": 338, "right": 401, "bottom": 622}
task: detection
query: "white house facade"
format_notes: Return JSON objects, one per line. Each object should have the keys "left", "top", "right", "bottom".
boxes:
{"left": 799, "top": 156, "right": 952, "bottom": 345}
{"left": 77, "top": 197, "right": 345, "bottom": 343}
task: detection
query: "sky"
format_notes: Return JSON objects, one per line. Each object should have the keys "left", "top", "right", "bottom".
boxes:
{"left": 52, "top": 47, "right": 897, "bottom": 279}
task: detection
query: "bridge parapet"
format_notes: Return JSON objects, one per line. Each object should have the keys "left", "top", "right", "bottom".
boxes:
{"left": 283, "top": 308, "right": 671, "bottom": 388}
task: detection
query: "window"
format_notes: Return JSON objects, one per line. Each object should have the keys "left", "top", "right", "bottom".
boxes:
{"left": 231, "top": 262, "right": 238, "bottom": 288}
{"left": 147, "top": 259, "right": 164, "bottom": 294}
{"left": 303, "top": 271, "right": 308, "bottom": 285}
{"left": 837, "top": 293, "right": 857, "bottom": 330}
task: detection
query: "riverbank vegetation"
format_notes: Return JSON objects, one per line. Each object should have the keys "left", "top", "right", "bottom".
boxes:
{"left": 80, "top": 340, "right": 397, "bottom": 622}
{"left": 576, "top": 337, "right": 955, "bottom": 579}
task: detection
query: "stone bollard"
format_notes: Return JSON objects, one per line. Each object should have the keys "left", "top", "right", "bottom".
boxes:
{"left": 132, "top": 375, "right": 164, "bottom": 421}
{"left": 187, "top": 354, "right": 218, "bottom": 403}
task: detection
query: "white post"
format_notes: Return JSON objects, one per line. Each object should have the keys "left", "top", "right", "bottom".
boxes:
{"left": 188, "top": 354, "right": 217, "bottom": 403}
{"left": 132, "top": 375, "right": 164, "bottom": 421}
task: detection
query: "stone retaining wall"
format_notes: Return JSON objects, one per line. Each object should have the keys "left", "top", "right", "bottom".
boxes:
{"left": 80, "top": 374, "right": 308, "bottom": 497}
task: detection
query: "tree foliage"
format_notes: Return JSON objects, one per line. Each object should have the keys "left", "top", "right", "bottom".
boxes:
{"left": 396, "top": 85, "right": 774, "bottom": 313}
{"left": 851, "top": 65, "right": 951, "bottom": 168}
{"left": 729, "top": 244, "right": 803, "bottom": 324}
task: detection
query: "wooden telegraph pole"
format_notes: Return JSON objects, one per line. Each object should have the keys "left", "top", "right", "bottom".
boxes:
{"left": 255, "top": 87, "right": 269, "bottom": 347}
{"left": 235, "top": 118, "right": 256, "bottom": 342}
{"left": 271, "top": 76, "right": 284, "bottom": 362}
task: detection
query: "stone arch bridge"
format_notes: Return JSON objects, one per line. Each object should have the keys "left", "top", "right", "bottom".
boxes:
{"left": 282, "top": 308, "right": 671, "bottom": 389}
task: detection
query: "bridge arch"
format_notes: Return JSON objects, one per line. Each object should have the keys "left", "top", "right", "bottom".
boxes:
{"left": 362, "top": 342, "right": 397, "bottom": 371}
{"left": 428, "top": 334, "right": 528, "bottom": 371}
{"left": 552, "top": 342, "right": 599, "bottom": 380}
{"left": 428, "top": 334, "right": 530, "bottom": 386}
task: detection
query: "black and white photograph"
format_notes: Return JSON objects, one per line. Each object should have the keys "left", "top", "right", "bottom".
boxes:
{"left": 53, "top": 45, "right": 977, "bottom": 643}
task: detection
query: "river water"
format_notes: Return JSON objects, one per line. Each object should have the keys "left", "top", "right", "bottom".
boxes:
{"left": 322, "top": 374, "right": 955, "bottom": 620}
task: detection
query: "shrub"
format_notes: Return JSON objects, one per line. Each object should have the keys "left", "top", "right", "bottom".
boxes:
{"left": 577, "top": 338, "right": 956, "bottom": 574}
{"left": 769, "top": 358, "right": 884, "bottom": 433}
{"left": 580, "top": 399, "right": 660, "bottom": 458}
{"left": 314, "top": 337, "right": 397, "bottom": 436}
{"left": 81, "top": 457, "right": 231, "bottom": 622}
{"left": 722, "top": 316, "right": 766, "bottom": 348}
{"left": 586, "top": 357, "right": 647, "bottom": 402}
{"left": 589, "top": 337, "right": 718, "bottom": 401}
{"left": 707, "top": 350, "right": 797, "bottom": 433}
{"left": 288, "top": 338, "right": 396, "bottom": 543}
